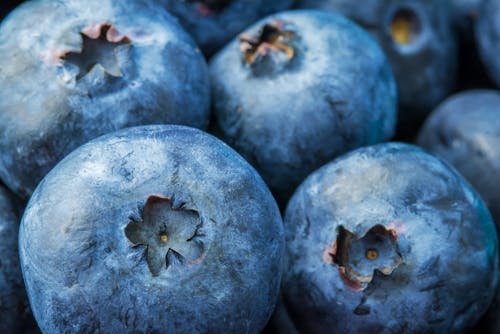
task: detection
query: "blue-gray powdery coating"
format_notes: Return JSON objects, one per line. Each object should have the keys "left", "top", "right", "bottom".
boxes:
{"left": 283, "top": 142, "right": 498, "bottom": 333}
{"left": 295, "top": 0, "right": 458, "bottom": 124}
{"left": 0, "top": 0, "right": 210, "bottom": 199}
{"left": 19, "top": 125, "right": 284, "bottom": 333}
{"left": 210, "top": 9, "right": 397, "bottom": 203}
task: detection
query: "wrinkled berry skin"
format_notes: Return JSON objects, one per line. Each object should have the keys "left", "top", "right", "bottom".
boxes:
{"left": 418, "top": 90, "right": 500, "bottom": 227}
{"left": 0, "top": 184, "right": 34, "bottom": 333}
{"left": 159, "top": 0, "right": 294, "bottom": 57}
{"left": 19, "top": 125, "right": 284, "bottom": 333}
{"left": 210, "top": 10, "right": 397, "bottom": 203}
{"left": 0, "top": 0, "right": 210, "bottom": 199}
{"left": 283, "top": 143, "right": 498, "bottom": 333}
{"left": 295, "top": 0, "right": 457, "bottom": 133}
{"left": 476, "top": 0, "right": 500, "bottom": 87}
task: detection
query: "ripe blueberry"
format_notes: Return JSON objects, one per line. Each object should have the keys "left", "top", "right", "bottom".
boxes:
{"left": 210, "top": 10, "right": 397, "bottom": 204}
{"left": 19, "top": 125, "right": 284, "bottom": 333}
{"left": 283, "top": 143, "right": 498, "bottom": 333}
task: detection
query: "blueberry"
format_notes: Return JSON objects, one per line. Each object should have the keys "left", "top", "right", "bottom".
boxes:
{"left": 19, "top": 125, "right": 284, "bottom": 333}
{"left": 158, "top": 0, "right": 294, "bottom": 57}
{"left": 417, "top": 89, "right": 500, "bottom": 228}
{"left": 476, "top": 0, "right": 500, "bottom": 88}
{"left": 0, "top": 184, "right": 37, "bottom": 333}
{"left": 0, "top": 0, "right": 211, "bottom": 199}
{"left": 295, "top": 0, "right": 458, "bottom": 136}
{"left": 282, "top": 142, "right": 498, "bottom": 333}
{"left": 210, "top": 10, "right": 397, "bottom": 204}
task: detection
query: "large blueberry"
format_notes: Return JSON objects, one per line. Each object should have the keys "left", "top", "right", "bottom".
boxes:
{"left": 210, "top": 10, "right": 397, "bottom": 204}
{"left": 19, "top": 125, "right": 284, "bottom": 333}
{"left": 417, "top": 90, "right": 500, "bottom": 227}
{"left": 283, "top": 143, "right": 498, "bottom": 333}
{"left": 295, "top": 0, "right": 458, "bottom": 135}
{"left": 0, "top": 0, "right": 210, "bottom": 199}
{"left": 0, "top": 184, "right": 36, "bottom": 333}
{"left": 158, "top": 0, "right": 294, "bottom": 57}
{"left": 476, "top": 0, "right": 500, "bottom": 88}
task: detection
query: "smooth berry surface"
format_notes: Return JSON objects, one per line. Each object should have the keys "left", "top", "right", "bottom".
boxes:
{"left": 418, "top": 89, "right": 500, "bottom": 227}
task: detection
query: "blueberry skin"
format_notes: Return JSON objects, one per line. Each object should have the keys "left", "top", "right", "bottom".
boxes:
{"left": 476, "top": 0, "right": 500, "bottom": 88}
{"left": 283, "top": 143, "right": 498, "bottom": 333}
{"left": 210, "top": 10, "right": 397, "bottom": 203}
{"left": 0, "top": 185, "right": 32, "bottom": 332}
{"left": 417, "top": 90, "right": 500, "bottom": 227}
{"left": 295, "top": 0, "right": 458, "bottom": 131}
{"left": 159, "top": 0, "right": 294, "bottom": 57}
{"left": 0, "top": 0, "right": 210, "bottom": 199}
{"left": 19, "top": 125, "right": 284, "bottom": 333}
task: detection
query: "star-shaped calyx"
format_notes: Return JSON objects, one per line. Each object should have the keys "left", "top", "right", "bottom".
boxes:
{"left": 61, "top": 23, "right": 130, "bottom": 80}
{"left": 125, "top": 195, "right": 205, "bottom": 276}
{"left": 239, "top": 21, "right": 297, "bottom": 66}
{"left": 325, "top": 224, "right": 403, "bottom": 291}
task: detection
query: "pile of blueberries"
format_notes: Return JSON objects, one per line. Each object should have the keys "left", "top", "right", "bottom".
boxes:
{"left": 1, "top": 0, "right": 500, "bottom": 333}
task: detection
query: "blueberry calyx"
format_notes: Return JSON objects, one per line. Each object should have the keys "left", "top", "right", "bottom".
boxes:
{"left": 125, "top": 195, "right": 205, "bottom": 276}
{"left": 327, "top": 224, "right": 403, "bottom": 291}
{"left": 60, "top": 23, "right": 130, "bottom": 81}
{"left": 239, "top": 21, "right": 296, "bottom": 66}
{"left": 389, "top": 7, "right": 422, "bottom": 46}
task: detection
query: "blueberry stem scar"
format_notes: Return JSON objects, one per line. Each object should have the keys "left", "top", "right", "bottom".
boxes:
{"left": 239, "top": 21, "right": 296, "bottom": 65}
{"left": 125, "top": 195, "right": 204, "bottom": 276}
{"left": 390, "top": 8, "right": 421, "bottom": 45}
{"left": 61, "top": 23, "right": 130, "bottom": 80}
{"left": 328, "top": 224, "right": 403, "bottom": 290}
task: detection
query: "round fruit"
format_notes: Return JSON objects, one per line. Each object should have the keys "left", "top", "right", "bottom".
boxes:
{"left": 283, "top": 143, "right": 498, "bottom": 333}
{"left": 20, "top": 125, "right": 284, "bottom": 333}
{"left": 0, "top": 0, "right": 210, "bottom": 198}
{"left": 210, "top": 10, "right": 397, "bottom": 204}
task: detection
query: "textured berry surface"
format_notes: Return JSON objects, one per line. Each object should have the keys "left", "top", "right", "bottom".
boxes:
{"left": 283, "top": 143, "right": 498, "bottom": 333}
{"left": 19, "top": 125, "right": 283, "bottom": 333}
{"left": 210, "top": 10, "right": 397, "bottom": 204}
{"left": 0, "top": 0, "right": 210, "bottom": 199}
{"left": 295, "top": 0, "right": 458, "bottom": 133}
